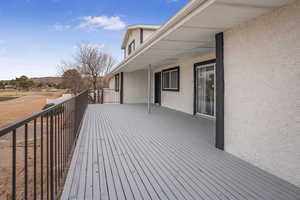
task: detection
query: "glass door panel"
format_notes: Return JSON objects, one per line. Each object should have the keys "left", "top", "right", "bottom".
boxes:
{"left": 196, "top": 64, "right": 215, "bottom": 117}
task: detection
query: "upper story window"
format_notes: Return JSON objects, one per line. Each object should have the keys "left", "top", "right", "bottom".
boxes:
{"left": 162, "top": 66, "right": 180, "bottom": 91}
{"left": 128, "top": 40, "right": 135, "bottom": 56}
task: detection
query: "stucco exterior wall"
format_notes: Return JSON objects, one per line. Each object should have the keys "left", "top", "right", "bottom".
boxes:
{"left": 152, "top": 53, "right": 215, "bottom": 115}
{"left": 123, "top": 69, "right": 148, "bottom": 104}
{"left": 125, "top": 29, "right": 140, "bottom": 57}
{"left": 109, "top": 76, "right": 115, "bottom": 89}
{"left": 125, "top": 28, "right": 157, "bottom": 58}
{"left": 224, "top": 1, "right": 300, "bottom": 187}
{"left": 143, "top": 29, "right": 156, "bottom": 42}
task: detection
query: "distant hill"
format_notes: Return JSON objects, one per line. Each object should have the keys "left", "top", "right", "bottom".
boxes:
{"left": 30, "top": 77, "right": 62, "bottom": 85}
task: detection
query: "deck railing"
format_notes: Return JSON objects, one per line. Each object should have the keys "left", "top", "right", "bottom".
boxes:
{"left": 0, "top": 90, "right": 88, "bottom": 200}
{"left": 89, "top": 88, "right": 120, "bottom": 104}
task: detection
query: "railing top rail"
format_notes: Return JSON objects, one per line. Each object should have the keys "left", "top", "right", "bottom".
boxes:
{"left": 0, "top": 90, "right": 88, "bottom": 137}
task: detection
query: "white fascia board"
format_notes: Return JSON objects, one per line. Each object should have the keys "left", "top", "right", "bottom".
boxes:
{"left": 110, "top": 0, "right": 290, "bottom": 76}
{"left": 121, "top": 25, "right": 161, "bottom": 49}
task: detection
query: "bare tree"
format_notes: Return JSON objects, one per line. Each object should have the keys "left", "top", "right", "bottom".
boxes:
{"left": 75, "top": 43, "right": 116, "bottom": 102}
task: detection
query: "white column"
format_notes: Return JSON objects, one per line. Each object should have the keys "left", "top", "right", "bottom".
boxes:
{"left": 147, "top": 65, "right": 152, "bottom": 114}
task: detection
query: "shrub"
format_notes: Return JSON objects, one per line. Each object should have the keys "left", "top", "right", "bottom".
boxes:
{"left": 43, "top": 103, "right": 55, "bottom": 110}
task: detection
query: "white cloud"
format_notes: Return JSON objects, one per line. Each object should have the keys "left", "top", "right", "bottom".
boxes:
{"left": 79, "top": 16, "right": 126, "bottom": 31}
{"left": 49, "top": 24, "right": 71, "bottom": 31}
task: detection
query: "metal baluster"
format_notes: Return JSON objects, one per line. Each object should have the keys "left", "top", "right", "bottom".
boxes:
{"left": 40, "top": 116, "right": 44, "bottom": 200}
{"left": 57, "top": 109, "right": 60, "bottom": 188}
{"left": 60, "top": 108, "right": 63, "bottom": 186}
{"left": 54, "top": 111, "right": 57, "bottom": 196}
{"left": 34, "top": 119, "right": 37, "bottom": 200}
{"left": 62, "top": 104, "right": 65, "bottom": 174}
{"left": 24, "top": 124, "right": 28, "bottom": 200}
{"left": 50, "top": 112, "right": 54, "bottom": 200}
{"left": 46, "top": 115, "right": 49, "bottom": 200}
{"left": 12, "top": 129, "right": 16, "bottom": 200}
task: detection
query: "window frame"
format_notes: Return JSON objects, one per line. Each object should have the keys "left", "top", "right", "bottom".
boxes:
{"left": 162, "top": 66, "right": 180, "bottom": 92}
{"left": 115, "top": 74, "right": 120, "bottom": 92}
{"left": 128, "top": 40, "right": 135, "bottom": 56}
{"left": 195, "top": 63, "right": 216, "bottom": 118}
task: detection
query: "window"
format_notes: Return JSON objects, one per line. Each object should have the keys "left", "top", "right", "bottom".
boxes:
{"left": 128, "top": 40, "right": 135, "bottom": 55}
{"left": 162, "top": 66, "right": 180, "bottom": 91}
{"left": 115, "top": 74, "right": 119, "bottom": 92}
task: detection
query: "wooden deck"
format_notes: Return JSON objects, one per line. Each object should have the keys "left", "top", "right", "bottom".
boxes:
{"left": 61, "top": 104, "right": 300, "bottom": 200}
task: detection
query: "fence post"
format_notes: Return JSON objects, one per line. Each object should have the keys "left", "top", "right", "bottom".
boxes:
{"left": 101, "top": 88, "right": 104, "bottom": 104}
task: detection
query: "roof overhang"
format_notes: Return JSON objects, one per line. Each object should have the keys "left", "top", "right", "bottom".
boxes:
{"left": 111, "top": 0, "right": 294, "bottom": 74}
{"left": 121, "top": 24, "right": 161, "bottom": 49}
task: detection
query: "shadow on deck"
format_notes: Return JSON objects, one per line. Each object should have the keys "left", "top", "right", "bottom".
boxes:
{"left": 61, "top": 104, "right": 300, "bottom": 200}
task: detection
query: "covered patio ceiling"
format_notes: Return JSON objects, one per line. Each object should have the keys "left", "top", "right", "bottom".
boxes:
{"left": 112, "top": 0, "right": 293, "bottom": 73}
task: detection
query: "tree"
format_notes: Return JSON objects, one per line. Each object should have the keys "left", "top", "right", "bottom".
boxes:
{"left": 13, "top": 75, "right": 35, "bottom": 90}
{"left": 0, "top": 81, "right": 4, "bottom": 89}
{"left": 61, "top": 69, "right": 84, "bottom": 94}
{"left": 75, "top": 43, "right": 116, "bottom": 102}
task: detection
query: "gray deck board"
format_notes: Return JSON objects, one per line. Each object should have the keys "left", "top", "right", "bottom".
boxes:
{"left": 61, "top": 104, "right": 300, "bottom": 200}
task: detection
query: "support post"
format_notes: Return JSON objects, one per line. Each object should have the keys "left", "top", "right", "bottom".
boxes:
{"left": 147, "top": 65, "right": 152, "bottom": 114}
{"left": 215, "top": 32, "right": 224, "bottom": 150}
{"left": 120, "top": 72, "right": 124, "bottom": 104}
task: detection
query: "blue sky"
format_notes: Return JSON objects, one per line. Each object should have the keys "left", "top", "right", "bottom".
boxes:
{"left": 0, "top": 0, "right": 189, "bottom": 80}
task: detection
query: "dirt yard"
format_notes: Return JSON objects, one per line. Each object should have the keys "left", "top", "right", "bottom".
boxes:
{"left": 0, "top": 89, "right": 66, "bottom": 128}
{"left": 0, "top": 89, "right": 67, "bottom": 199}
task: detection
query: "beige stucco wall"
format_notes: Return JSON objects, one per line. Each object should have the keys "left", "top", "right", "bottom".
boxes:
{"left": 109, "top": 76, "right": 115, "bottom": 89}
{"left": 123, "top": 69, "right": 148, "bottom": 104}
{"left": 125, "top": 28, "right": 157, "bottom": 58}
{"left": 152, "top": 53, "right": 215, "bottom": 115}
{"left": 224, "top": 1, "right": 300, "bottom": 187}
{"left": 143, "top": 29, "right": 156, "bottom": 42}
{"left": 125, "top": 29, "right": 140, "bottom": 57}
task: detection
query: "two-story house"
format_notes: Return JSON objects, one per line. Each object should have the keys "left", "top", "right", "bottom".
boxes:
{"left": 107, "top": 0, "right": 300, "bottom": 188}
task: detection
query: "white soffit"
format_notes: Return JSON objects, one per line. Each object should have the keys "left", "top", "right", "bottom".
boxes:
{"left": 115, "top": 0, "right": 291, "bottom": 73}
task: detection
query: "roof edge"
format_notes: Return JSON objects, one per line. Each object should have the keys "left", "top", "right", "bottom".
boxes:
{"left": 121, "top": 24, "right": 161, "bottom": 49}
{"left": 110, "top": 0, "right": 213, "bottom": 75}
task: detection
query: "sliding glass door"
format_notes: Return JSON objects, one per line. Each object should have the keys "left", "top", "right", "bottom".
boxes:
{"left": 196, "top": 63, "right": 216, "bottom": 118}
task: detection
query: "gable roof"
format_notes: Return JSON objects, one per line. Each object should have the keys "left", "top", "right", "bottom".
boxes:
{"left": 121, "top": 24, "right": 160, "bottom": 49}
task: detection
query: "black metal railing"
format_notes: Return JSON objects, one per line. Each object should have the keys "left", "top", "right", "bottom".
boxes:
{"left": 0, "top": 90, "right": 88, "bottom": 200}
{"left": 89, "top": 89, "right": 103, "bottom": 104}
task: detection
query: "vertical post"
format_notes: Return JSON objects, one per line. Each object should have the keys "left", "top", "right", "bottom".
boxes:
{"left": 120, "top": 72, "right": 124, "bottom": 104}
{"left": 41, "top": 116, "right": 44, "bottom": 200}
{"left": 24, "top": 124, "right": 28, "bottom": 200}
{"left": 101, "top": 88, "right": 104, "bottom": 104}
{"left": 50, "top": 112, "right": 54, "bottom": 200}
{"left": 12, "top": 129, "right": 16, "bottom": 200}
{"left": 215, "top": 32, "right": 224, "bottom": 150}
{"left": 147, "top": 64, "right": 152, "bottom": 114}
{"left": 46, "top": 115, "right": 49, "bottom": 200}
{"left": 34, "top": 119, "right": 37, "bottom": 200}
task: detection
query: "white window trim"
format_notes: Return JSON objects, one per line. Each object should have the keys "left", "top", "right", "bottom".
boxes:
{"left": 196, "top": 63, "right": 216, "bottom": 119}
{"left": 162, "top": 67, "right": 180, "bottom": 91}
